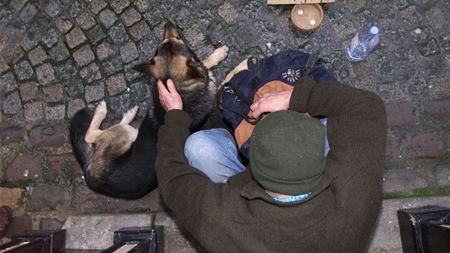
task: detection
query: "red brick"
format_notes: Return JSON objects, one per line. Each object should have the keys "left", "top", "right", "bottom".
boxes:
{"left": 385, "top": 101, "right": 419, "bottom": 127}
{"left": 401, "top": 132, "right": 445, "bottom": 159}
{"left": 436, "top": 164, "right": 450, "bottom": 187}
{"left": 29, "top": 124, "right": 66, "bottom": 148}
{"left": 0, "top": 127, "right": 25, "bottom": 145}
{"left": 5, "top": 215, "right": 33, "bottom": 238}
{"left": 423, "top": 99, "right": 450, "bottom": 121}
{"left": 47, "top": 153, "right": 82, "bottom": 177}
{"left": 383, "top": 169, "right": 428, "bottom": 193}
{"left": 6, "top": 154, "right": 42, "bottom": 182}
{"left": 26, "top": 186, "right": 66, "bottom": 211}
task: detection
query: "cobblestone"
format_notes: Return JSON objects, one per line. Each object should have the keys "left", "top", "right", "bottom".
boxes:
{"left": 0, "top": 0, "right": 449, "bottom": 251}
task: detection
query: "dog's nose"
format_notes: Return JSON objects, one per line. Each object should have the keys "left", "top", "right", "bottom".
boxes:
{"left": 164, "top": 21, "right": 180, "bottom": 39}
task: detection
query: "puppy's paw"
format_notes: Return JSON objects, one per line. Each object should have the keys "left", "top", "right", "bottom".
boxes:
{"left": 95, "top": 100, "right": 107, "bottom": 120}
{"left": 121, "top": 105, "right": 139, "bottom": 125}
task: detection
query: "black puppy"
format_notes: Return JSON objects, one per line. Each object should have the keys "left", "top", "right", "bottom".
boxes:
{"left": 69, "top": 22, "right": 228, "bottom": 199}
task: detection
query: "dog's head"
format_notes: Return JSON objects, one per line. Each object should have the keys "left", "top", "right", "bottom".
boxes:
{"left": 132, "top": 22, "right": 208, "bottom": 91}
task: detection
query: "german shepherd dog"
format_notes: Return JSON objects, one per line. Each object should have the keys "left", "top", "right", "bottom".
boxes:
{"left": 70, "top": 22, "right": 229, "bottom": 199}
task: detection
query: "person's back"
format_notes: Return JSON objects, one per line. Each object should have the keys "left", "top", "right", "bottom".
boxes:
{"left": 155, "top": 76, "right": 387, "bottom": 252}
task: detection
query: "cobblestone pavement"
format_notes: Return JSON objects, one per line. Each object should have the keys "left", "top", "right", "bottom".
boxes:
{"left": 0, "top": 0, "right": 449, "bottom": 252}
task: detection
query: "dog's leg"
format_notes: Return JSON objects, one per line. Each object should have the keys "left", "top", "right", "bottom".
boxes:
{"left": 85, "top": 101, "right": 107, "bottom": 144}
{"left": 120, "top": 105, "right": 139, "bottom": 125}
{"left": 221, "top": 59, "right": 249, "bottom": 85}
{"left": 202, "top": 46, "right": 229, "bottom": 69}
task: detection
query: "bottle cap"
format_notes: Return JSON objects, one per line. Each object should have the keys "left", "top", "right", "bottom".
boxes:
{"left": 370, "top": 26, "right": 379, "bottom": 35}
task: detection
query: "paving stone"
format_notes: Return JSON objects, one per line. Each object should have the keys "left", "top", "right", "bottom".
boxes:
{"left": 108, "top": 23, "right": 129, "bottom": 44}
{"left": 90, "top": 0, "right": 108, "bottom": 15}
{"left": 385, "top": 101, "right": 419, "bottom": 127}
{"left": 26, "top": 186, "right": 66, "bottom": 211}
{"left": 110, "top": 0, "right": 130, "bottom": 14}
{"left": 42, "top": 84, "right": 64, "bottom": 103}
{"left": 400, "top": 6, "right": 423, "bottom": 25}
{"left": 6, "top": 154, "right": 42, "bottom": 182}
{"left": 0, "top": 127, "right": 25, "bottom": 145}
{"left": 0, "top": 56, "right": 9, "bottom": 73}
{"left": 85, "top": 82, "right": 105, "bottom": 103}
{"left": 19, "top": 3, "right": 37, "bottom": 23}
{"left": 54, "top": 18, "right": 73, "bottom": 33}
{"left": 418, "top": 38, "right": 440, "bottom": 57}
{"left": 86, "top": 25, "right": 107, "bottom": 45}
{"left": 5, "top": 215, "right": 33, "bottom": 238}
{"left": 183, "top": 23, "right": 207, "bottom": 48}
{"left": 428, "top": 76, "right": 450, "bottom": 100}
{"left": 96, "top": 41, "right": 117, "bottom": 61}
{"left": 24, "top": 102, "right": 44, "bottom": 123}
{"left": 28, "top": 45, "right": 48, "bottom": 66}
{"left": 49, "top": 42, "right": 71, "bottom": 62}
{"left": 102, "top": 58, "right": 122, "bottom": 75}
{"left": 2, "top": 92, "right": 22, "bottom": 115}
{"left": 401, "top": 132, "right": 445, "bottom": 159}
{"left": 47, "top": 153, "right": 82, "bottom": 178}
{"left": 0, "top": 187, "right": 22, "bottom": 209}
{"left": 40, "top": 218, "right": 64, "bottom": 230}
{"left": 44, "top": 0, "right": 63, "bottom": 18}
{"left": 19, "top": 81, "right": 39, "bottom": 102}
{"left": 42, "top": 28, "right": 59, "bottom": 48}
{"left": 128, "top": 20, "right": 151, "bottom": 41}
{"left": 76, "top": 11, "right": 96, "bottom": 30}
{"left": 15, "top": 60, "right": 34, "bottom": 81}
{"left": 66, "top": 26, "right": 87, "bottom": 49}
{"left": 436, "top": 164, "right": 450, "bottom": 187}
{"left": 73, "top": 44, "right": 95, "bottom": 67}
{"left": 106, "top": 73, "right": 127, "bottom": 96}
{"left": 383, "top": 169, "right": 428, "bottom": 193}
{"left": 44, "top": 104, "right": 66, "bottom": 121}
{"left": 120, "top": 41, "right": 139, "bottom": 63}
{"left": 80, "top": 63, "right": 102, "bottom": 83}
{"left": 99, "top": 8, "right": 118, "bottom": 29}
{"left": 122, "top": 7, "right": 141, "bottom": 27}
{"left": 36, "top": 63, "right": 56, "bottom": 85}
{"left": 423, "top": 99, "right": 450, "bottom": 121}
{"left": 29, "top": 124, "right": 67, "bottom": 148}
{"left": 19, "top": 30, "right": 41, "bottom": 52}
{"left": 0, "top": 72, "right": 17, "bottom": 93}
{"left": 67, "top": 99, "right": 85, "bottom": 119}
{"left": 425, "top": 6, "right": 446, "bottom": 31}
{"left": 218, "top": 2, "right": 240, "bottom": 24}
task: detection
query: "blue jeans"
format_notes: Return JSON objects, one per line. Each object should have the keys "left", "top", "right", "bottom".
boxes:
{"left": 184, "top": 119, "right": 330, "bottom": 183}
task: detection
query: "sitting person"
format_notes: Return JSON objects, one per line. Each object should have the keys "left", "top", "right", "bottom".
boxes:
{"left": 155, "top": 76, "right": 387, "bottom": 252}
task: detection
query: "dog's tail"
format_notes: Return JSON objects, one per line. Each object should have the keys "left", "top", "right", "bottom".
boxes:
{"left": 69, "top": 108, "right": 94, "bottom": 174}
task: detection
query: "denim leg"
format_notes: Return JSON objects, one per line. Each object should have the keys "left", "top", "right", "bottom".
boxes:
{"left": 184, "top": 128, "right": 246, "bottom": 183}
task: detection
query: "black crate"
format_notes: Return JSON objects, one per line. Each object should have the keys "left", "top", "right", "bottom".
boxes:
{"left": 397, "top": 206, "right": 450, "bottom": 253}
{"left": 420, "top": 219, "right": 450, "bottom": 253}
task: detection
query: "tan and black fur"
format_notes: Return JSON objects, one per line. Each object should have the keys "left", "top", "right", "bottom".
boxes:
{"left": 70, "top": 21, "right": 228, "bottom": 199}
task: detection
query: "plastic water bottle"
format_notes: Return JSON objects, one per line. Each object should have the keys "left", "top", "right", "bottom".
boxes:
{"left": 346, "top": 26, "right": 380, "bottom": 62}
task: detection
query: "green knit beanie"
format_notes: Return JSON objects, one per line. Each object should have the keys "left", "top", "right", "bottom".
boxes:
{"left": 249, "top": 110, "right": 326, "bottom": 196}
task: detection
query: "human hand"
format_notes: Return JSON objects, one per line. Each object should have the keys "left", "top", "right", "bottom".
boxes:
{"left": 250, "top": 89, "right": 293, "bottom": 119}
{"left": 157, "top": 79, "right": 183, "bottom": 111}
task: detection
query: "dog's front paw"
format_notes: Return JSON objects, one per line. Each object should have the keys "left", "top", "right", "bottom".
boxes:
{"left": 95, "top": 100, "right": 107, "bottom": 120}
{"left": 121, "top": 105, "right": 139, "bottom": 124}
{"left": 214, "top": 46, "right": 229, "bottom": 61}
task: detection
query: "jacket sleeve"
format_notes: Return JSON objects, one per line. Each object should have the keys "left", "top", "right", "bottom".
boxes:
{"left": 155, "top": 109, "right": 213, "bottom": 236}
{"left": 289, "top": 76, "right": 387, "bottom": 191}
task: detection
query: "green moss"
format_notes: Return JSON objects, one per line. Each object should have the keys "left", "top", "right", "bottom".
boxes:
{"left": 384, "top": 187, "right": 450, "bottom": 199}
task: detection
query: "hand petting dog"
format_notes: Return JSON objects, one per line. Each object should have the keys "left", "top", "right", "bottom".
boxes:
{"left": 157, "top": 79, "right": 183, "bottom": 112}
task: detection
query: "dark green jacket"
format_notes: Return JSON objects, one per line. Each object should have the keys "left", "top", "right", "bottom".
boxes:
{"left": 155, "top": 76, "right": 387, "bottom": 253}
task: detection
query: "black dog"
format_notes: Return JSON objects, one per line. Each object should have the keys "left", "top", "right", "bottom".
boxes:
{"left": 69, "top": 22, "right": 228, "bottom": 199}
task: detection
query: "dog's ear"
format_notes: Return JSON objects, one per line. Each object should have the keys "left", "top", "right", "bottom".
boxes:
{"left": 187, "top": 59, "right": 207, "bottom": 79}
{"left": 131, "top": 59, "right": 156, "bottom": 76}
